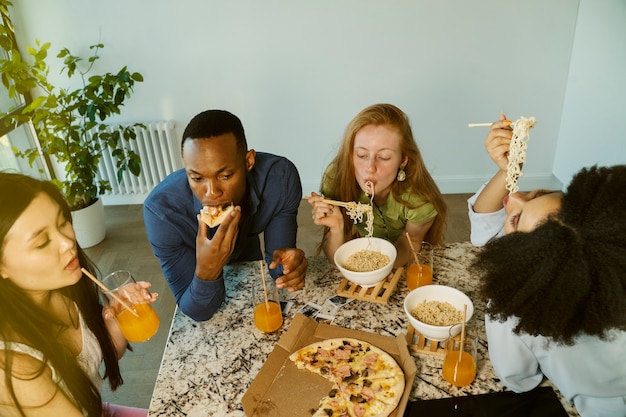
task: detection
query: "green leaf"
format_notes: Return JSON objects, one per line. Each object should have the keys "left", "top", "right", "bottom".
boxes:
{"left": 0, "top": 33, "right": 145, "bottom": 210}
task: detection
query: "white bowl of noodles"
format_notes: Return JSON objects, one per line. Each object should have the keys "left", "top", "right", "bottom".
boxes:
{"left": 404, "top": 285, "right": 474, "bottom": 341}
{"left": 334, "top": 237, "right": 396, "bottom": 288}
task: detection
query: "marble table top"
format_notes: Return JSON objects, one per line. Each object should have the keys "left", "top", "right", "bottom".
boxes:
{"left": 147, "top": 242, "right": 579, "bottom": 417}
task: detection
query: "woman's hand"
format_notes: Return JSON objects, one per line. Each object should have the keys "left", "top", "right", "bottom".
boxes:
{"left": 101, "top": 281, "right": 159, "bottom": 357}
{"left": 484, "top": 113, "right": 513, "bottom": 172}
{"left": 473, "top": 113, "right": 513, "bottom": 214}
{"left": 308, "top": 192, "right": 344, "bottom": 230}
{"left": 102, "top": 281, "right": 158, "bottom": 320}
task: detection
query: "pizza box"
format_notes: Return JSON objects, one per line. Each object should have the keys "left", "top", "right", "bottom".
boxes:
{"left": 242, "top": 313, "right": 417, "bottom": 417}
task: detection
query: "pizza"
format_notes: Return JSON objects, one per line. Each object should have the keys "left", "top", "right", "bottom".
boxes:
{"left": 289, "top": 338, "right": 405, "bottom": 417}
{"left": 200, "top": 204, "right": 234, "bottom": 227}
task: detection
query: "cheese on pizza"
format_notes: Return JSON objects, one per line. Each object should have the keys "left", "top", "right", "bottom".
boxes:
{"left": 506, "top": 116, "right": 536, "bottom": 194}
{"left": 290, "top": 338, "right": 405, "bottom": 417}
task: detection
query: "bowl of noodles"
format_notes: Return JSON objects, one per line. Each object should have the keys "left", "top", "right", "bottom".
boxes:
{"left": 404, "top": 285, "right": 474, "bottom": 341}
{"left": 334, "top": 237, "right": 396, "bottom": 287}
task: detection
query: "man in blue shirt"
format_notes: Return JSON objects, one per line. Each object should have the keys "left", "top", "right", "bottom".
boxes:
{"left": 144, "top": 110, "right": 307, "bottom": 321}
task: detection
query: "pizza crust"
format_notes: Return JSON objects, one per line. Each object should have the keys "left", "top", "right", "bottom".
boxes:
{"left": 290, "top": 338, "right": 404, "bottom": 417}
{"left": 200, "top": 204, "right": 234, "bottom": 228}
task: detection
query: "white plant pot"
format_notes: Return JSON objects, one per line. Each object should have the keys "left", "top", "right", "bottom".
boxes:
{"left": 71, "top": 198, "right": 106, "bottom": 248}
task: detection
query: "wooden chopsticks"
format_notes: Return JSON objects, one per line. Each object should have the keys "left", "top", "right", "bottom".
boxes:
{"left": 304, "top": 196, "right": 372, "bottom": 211}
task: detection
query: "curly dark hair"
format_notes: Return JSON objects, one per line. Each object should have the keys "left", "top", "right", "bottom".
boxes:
{"left": 473, "top": 165, "right": 626, "bottom": 345}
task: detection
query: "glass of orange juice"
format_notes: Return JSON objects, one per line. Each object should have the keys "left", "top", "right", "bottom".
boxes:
{"left": 442, "top": 325, "right": 477, "bottom": 386}
{"left": 252, "top": 266, "right": 283, "bottom": 333}
{"left": 406, "top": 241, "right": 433, "bottom": 290}
{"left": 101, "top": 270, "right": 160, "bottom": 343}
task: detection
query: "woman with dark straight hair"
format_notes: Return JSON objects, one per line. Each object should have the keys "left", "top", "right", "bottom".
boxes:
{"left": 0, "top": 172, "right": 156, "bottom": 416}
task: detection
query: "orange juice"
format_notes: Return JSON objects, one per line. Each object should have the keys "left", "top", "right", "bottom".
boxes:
{"left": 254, "top": 301, "right": 283, "bottom": 333}
{"left": 442, "top": 350, "right": 476, "bottom": 386}
{"left": 117, "top": 303, "right": 160, "bottom": 343}
{"left": 406, "top": 263, "right": 433, "bottom": 290}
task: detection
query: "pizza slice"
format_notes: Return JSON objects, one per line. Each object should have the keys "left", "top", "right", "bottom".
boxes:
{"left": 341, "top": 374, "right": 405, "bottom": 406}
{"left": 312, "top": 388, "right": 351, "bottom": 417}
{"left": 346, "top": 396, "right": 396, "bottom": 417}
{"left": 200, "top": 203, "right": 234, "bottom": 228}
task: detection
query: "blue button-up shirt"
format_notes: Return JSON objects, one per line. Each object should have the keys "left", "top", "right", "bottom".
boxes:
{"left": 143, "top": 152, "right": 302, "bottom": 321}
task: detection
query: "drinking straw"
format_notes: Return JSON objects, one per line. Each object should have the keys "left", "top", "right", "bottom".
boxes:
{"left": 458, "top": 304, "right": 467, "bottom": 362}
{"left": 259, "top": 261, "right": 270, "bottom": 312}
{"left": 81, "top": 268, "right": 139, "bottom": 317}
{"left": 405, "top": 232, "right": 419, "bottom": 264}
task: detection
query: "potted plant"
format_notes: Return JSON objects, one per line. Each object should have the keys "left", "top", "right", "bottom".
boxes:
{"left": 1, "top": 16, "right": 144, "bottom": 246}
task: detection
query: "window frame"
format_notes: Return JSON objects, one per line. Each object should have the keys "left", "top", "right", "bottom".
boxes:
{"left": 0, "top": 3, "right": 54, "bottom": 177}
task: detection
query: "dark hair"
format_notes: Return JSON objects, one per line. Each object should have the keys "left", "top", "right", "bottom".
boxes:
{"left": 322, "top": 103, "right": 447, "bottom": 245}
{"left": 181, "top": 109, "right": 248, "bottom": 155}
{"left": 474, "top": 165, "right": 626, "bottom": 345}
{"left": 0, "top": 172, "right": 123, "bottom": 416}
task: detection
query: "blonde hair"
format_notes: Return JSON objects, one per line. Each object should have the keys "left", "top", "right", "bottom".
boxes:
{"left": 322, "top": 103, "right": 447, "bottom": 245}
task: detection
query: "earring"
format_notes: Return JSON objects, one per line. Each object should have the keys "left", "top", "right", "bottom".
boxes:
{"left": 396, "top": 168, "right": 406, "bottom": 182}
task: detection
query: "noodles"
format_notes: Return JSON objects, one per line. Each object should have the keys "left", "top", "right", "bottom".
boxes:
{"left": 506, "top": 116, "right": 536, "bottom": 194}
{"left": 411, "top": 300, "right": 462, "bottom": 326}
{"left": 344, "top": 181, "right": 375, "bottom": 241}
{"left": 344, "top": 249, "right": 390, "bottom": 272}
{"left": 364, "top": 181, "right": 375, "bottom": 241}
{"left": 345, "top": 202, "right": 373, "bottom": 230}
{"left": 342, "top": 181, "right": 388, "bottom": 273}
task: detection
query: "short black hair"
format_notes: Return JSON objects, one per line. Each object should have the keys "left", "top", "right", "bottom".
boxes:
{"left": 181, "top": 109, "right": 248, "bottom": 154}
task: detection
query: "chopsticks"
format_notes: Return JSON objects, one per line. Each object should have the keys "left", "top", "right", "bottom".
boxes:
{"left": 468, "top": 120, "right": 513, "bottom": 128}
{"left": 467, "top": 122, "right": 492, "bottom": 127}
{"left": 81, "top": 268, "right": 139, "bottom": 317}
{"left": 304, "top": 196, "right": 372, "bottom": 211}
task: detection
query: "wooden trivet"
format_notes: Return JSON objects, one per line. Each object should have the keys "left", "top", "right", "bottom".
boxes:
{"left": 405, "top": 323, "right": 459, "bottom": 356}
{"left": 336, "top": 268, "right": 402, "bottom": 305}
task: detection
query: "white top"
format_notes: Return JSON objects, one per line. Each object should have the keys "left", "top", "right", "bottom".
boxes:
{"left": 467, "top": 183, "right": 506, "bottom": 246}
{"left": 0, "top": 307, "right": 103, "bottom": 406}
{"left": 485, "top": 314, "right": 626, "bottom": 417}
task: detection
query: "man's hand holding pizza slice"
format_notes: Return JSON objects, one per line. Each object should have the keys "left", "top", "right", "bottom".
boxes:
{"left": 195, "top": 204, "right": 240, "bottom": 281}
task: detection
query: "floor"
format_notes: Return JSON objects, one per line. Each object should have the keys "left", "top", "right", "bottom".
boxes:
{"left": 86, "top": 194, "right": 472, "bottom": 409}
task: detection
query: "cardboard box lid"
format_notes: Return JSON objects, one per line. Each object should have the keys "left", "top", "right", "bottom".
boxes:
{"left": 242, "top": 314, "right": 417, "bottom": 417}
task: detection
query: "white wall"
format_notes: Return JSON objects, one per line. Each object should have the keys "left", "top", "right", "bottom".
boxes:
{"left": 11, "top": 0, "right": 585, "bottom": 199}
{"left": 554, "top": 0, "right": 626, "bottom": 186}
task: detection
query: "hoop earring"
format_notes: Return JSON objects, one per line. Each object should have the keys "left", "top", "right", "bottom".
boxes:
{"left": 396, "top": 168, "right": 406, "bottom": 182}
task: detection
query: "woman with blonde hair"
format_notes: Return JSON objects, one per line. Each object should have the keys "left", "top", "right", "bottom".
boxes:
{"left": 309, "top": 103, "right": 447, "bottom": 267}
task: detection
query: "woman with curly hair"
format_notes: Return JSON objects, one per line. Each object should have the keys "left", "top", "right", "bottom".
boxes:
{"left": 0, "top": 172, "right": 157, "bottom": 417}
{"left": 308, "top": 103, "right": 447, "bottom": 267}
{"left": 467, "top": 113, "right": 563, "bottom": 246}
{"left": 473, "top": 164, "right": 626, "bottom": 417}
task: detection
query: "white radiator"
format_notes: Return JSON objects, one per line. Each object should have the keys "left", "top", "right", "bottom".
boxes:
{"left": 97, "top": 121, "right": 182, "bottom": 205}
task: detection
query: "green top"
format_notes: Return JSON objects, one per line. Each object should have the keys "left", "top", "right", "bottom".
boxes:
{"left": 321, "top": 173, "right": 437, "bottom": 244}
